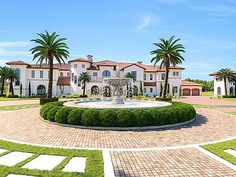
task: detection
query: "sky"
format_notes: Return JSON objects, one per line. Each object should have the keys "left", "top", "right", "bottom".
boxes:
{"left": 0, "top": 0, "right": 236, "bottom": 80}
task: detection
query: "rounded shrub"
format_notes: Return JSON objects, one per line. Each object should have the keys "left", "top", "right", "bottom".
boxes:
{"left": 68, "top": 109, "right": 84, "bottom": 125}
{"left": 41, "top": 105, "right": 55, "bottom": 119}
{"left": 149, "top": 109, "right": 166, "bottom": 125}
{"left": 99, "top": 109, "right": 118, "bottom": 127}
{"left": 55, "top": 107, "right": 73, "bottom": 124}
{"left": 116, "top": 109, "right": 135, "bottom": 127}
{"left": 81, "top": 109, "right": 100, "bottom": 126}
{"left": 47, "top": 106, "right": 61, "bottom": 122}
{"left": 132, "top": 109, "right": 153, "bottom": 126}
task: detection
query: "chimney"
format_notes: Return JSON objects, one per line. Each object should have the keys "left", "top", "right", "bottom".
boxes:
{"left": 87, "top": 55, "right": 93, "bottom": 62}
{"left": 137, "top": 61, "right": 143, "bottom": 64}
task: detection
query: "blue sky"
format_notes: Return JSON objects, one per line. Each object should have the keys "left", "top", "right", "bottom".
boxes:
{"left": 0, "top": 0, "right": 236, "bottom": 80}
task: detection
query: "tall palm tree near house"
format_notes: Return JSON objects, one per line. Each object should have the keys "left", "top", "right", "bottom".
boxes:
{"left": 151, "top": 36, "right": 185, "bottom": 98}
{"left": 30, "top": 31, "right": 69, "bottom": 98}
{"left": 8, "top": 68, "right": 19, "bottom": 95}
{"left": 216, "top": 68, "right": 233, "bottom": 96}
{"left": 228, "top": 73, "right": 236, "bottom": 96}
{"left": 79, "top": 72, "right": 91, "bottom": 96}
{"left": 0, "top": 66, "right": 10, "bottom": 94}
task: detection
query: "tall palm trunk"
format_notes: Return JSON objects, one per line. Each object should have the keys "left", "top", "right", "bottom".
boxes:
{"left": 48, "top": 56, "right": 53, "bottom": 98}
{"left": 9, "top": 78, "right": 14, "bottom": 95}
{"left": 234, "top": 82, "right": 236, "bottom": 96}
{"left": 224, "top": 77, "right": 228, "bottom": 96}
{"left": 1, "top": 78, "right": 5, "bottom": 94}
{"left": 163, "top": 67, "right": 169, "bottom": 98}
{"left": 83, "top": 82, "right": 86, "bottom": 96}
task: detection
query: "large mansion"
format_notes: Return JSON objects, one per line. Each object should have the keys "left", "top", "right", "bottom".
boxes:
{"left": 210, "top": 71, "right": 236, "bottom": 97}
{"left": 6, "top": 55, "right": 187, "bottom": 97}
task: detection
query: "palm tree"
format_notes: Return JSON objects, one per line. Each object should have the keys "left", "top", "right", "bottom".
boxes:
{"left": 216, "top": 68, "right": 233, "bottom": 96}
{"left": 229, "top": 73, "right": 236, "bottom": 96}
{"left": 0, "top": 66, "right": 10, "bottom": 94}
{"left": 151, "top": 36, "right": 185, "bottom": 98}
{"left": 8, "top": 68, "right": 19, "bottom": 95}
{"left": 30, "top": 31, "right": 69, "bottom": 98}
{"left": 79, "top": 72, "right": 91, "bottom": 96}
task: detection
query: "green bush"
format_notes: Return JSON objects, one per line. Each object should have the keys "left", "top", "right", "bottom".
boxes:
{"left": 116, "top": 109, "right": 135, "bottom": 127}
{"left": 155, "top": 97, "right": 172, "bottom": 102}
{"left": 41, "top": 105, "right": 55, "bottom": 119}
{"left": 81, "top": 109, "right": 100, "bottom": 126}
{"left": 132, "top": 109, "right": 153, "bottom": 126}
{"left": 7, "top": 94, "right": 19, "bottom": 98}
{"left": 79, "top": 95, "right": 88, "bottom": 98}
{"left": 0, "top": 94, "right": 6, "bottom": 97}
{"left": 222, "top": 95, "right": 236, "bottom": 98}
{"left": 47, "top": 106, "right": 61, "bottom": 122}
{"left": 40, "top": 101, "right": 63, "bottom": 117}
{"left": 99, "top": 109, "right": 118, "bottom": 127}
{"left": 40, "top": 98, "right": 59, "bottom": 105}
{"left": 68, "top": 109, "right": 84, "bottom": 125}
{"left": 55, "top": 107, "right": 73, "bottom": 124}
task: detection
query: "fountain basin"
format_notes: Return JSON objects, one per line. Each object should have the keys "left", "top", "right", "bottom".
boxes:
{"left": 63, "top": 100, "right": 172, "bottom": 109}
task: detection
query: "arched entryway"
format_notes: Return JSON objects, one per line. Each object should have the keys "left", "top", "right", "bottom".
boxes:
{"left": 37, "top": 85, "right": 46, "bottom": 95}
{"left": 91, "top": 86, "right": 99, "bottom": 95}
{"left": 192, "top": 88, "right": 200, "bottom": 96}
{"left": 217, "top": 87, "right": 221, "bottom": 96}
{"left": 183, "top": 88, "right": 190, "bottom": 96}
{"left": 103, "top": 86, "right": 111, "bottom": 97}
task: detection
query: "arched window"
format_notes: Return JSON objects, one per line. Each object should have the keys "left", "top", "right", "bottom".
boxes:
{"left": 15, "top": 68, "right": 21, "bottom": 85}
{"left": 37, "top": 85, "right": 46, "bottom": 95}
{"left": 102, "top": 70, "right": 111, "bottom": 77}
{"left": 230, "top": 87, "right": 234, "bottom": 96}
{"left": 217, "top": 87, "right": 221, "bottom": 96}
{"left": 91, "top": 86, "right": 99, "bottom": 95}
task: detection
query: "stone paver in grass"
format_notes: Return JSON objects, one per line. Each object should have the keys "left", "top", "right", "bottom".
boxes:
{"left": 62, "top": 157, "right": 86, "bottom": 173}
{"left": 224, "top": 149, "right": 236, "bottom": 157}
{"left": 7, "top": 174, "right": 35, "bottom": 177}
{"left": 22, "top": 154, "right": 66, "bottom": 171}
{"left": 0, "top": 148, "right": 7, "bottom": 154}
{"left": 0, "top": 152, "right": 33, "bottom": 166}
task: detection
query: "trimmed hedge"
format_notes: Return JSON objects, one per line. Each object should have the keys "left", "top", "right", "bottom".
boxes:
{"left": 222, "top": 95, "right": 236, "bottom": 98}
{"left": 40, "top": 101, "right": 196, "bottom": 127}
{"left": 40, "top": 98, "right": 59, "bottom": 105}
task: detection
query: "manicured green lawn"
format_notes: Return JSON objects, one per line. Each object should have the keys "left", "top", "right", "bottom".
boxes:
{"left": 0, "top": 104, "right": 40, "bottom": 111}
{"left": 202, "top": 91, "right": 214, "bottom": 96}
{"left": 0, "top": 140, "right": 103, "bottom": 177}
{"left": 0, "top": 97, "right": 40, "bottom": 101}
{"left": 202, "top": 139, "right": 236, "bottom": 165}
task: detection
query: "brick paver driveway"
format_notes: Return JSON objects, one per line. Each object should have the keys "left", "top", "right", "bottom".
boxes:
{"left": 0, "top": 99, "right": 39, "bottom": 106}
{"left": 1, "top": 105, "right": 236, "bottom": 176}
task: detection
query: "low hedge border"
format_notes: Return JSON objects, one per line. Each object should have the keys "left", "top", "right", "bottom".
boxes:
{"left": 40, "top": 101, "right": 196, "bottom": 128}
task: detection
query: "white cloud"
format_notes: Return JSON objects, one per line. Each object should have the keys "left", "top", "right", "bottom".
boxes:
{"left": 0, "top": 41, "right": 30, "bottom": 48}
{"left": 136, "top": 15, "right": 160, "bottom": 30}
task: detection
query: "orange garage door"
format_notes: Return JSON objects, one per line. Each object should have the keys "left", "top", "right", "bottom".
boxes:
{"left": 183, "top": 89, "right": 190, "bottom": 96}
{"left": 192, "top": 89, "right": 200, "bottom": 96}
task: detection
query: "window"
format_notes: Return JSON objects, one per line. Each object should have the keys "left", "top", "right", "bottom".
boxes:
{"left": 37, "top": 85, "right": 46, "bottom": 95}
{"left": 71, "top": 73, "right": 74, "bottom": 81}
{"left": 74, "top": 64, "right": 77, "bottom": 68}
{"left": 161, "top": 73, "right": 165, "bottom": 80}
{"left": 93, "top": 72, "right": 98, "bottom": 77}
{"left": 78, "top": 78, "right": 81, "bottom": 86}
{"left": 15, "top": 68, "right": 21, "bottom": 85}
{"left": 102, "top": 70, "right": 111, "bottom": 77}
{"left": 173, "top": 86, "right": 178, "bottom": 93}
{"left": 150, "top": 88, "right": 153, "bottom": 93}
{"left": 131, "top": 71, "right": 137, "bottom": 80}
{"left": 60, "top": 72, "right": 64, "bottom": 77}
{"left": 173, "top": 71, "right": 179, "bottom": 76}
{"left": 74, "top": 75, "right": 77, "bottom": 84}
{"left": 67, "top": 72, "right": 70, "bottom": 77}
{"left": 144, "top": 74, "right": 146, "bottom": 80}
{"left": 150, "top": 74, "right": 153, "bottom": 80}
{"left": 31, "top": 70, "right": 35, "bottom": 78}
{"left": 82, "top": 64, "right": 85, "bottom": 68}
{"left": 40, "top": 71, "right": 43, "bottom": 78}
{"left": 144, "top": 88, "right": 146, "bottom": 93}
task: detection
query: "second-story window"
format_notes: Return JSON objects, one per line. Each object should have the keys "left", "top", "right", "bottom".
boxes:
{"left": 131, "top": 71, "right": 137, "bottom": 80}
{"left": 161, "top": 73, "right": 165, "bottom": 80}
{"left": 67, "top": 72, "right": 70, "bottom": 77}
{"left": 102, "top": 70, "right": 111, "bottom": 77}
{"left": 93, "top": 72, "right": 98, "bottom": 77}
{"left": 60, "top": 72, "right": 63, "bottom": 77}
{"left": 82, "top": 64, "right": 85, "bottom": 68}
{"left": 15, "top": 68, "right": 21, "bottom": 85}
{"left": 40, "top": 71, "right": 44, "bottom": 78}
{"left": 144, "top": 74, "right": 146, "bottom": 80}
{"left": 71, "top": 73, "right": 74, "bottom": 81}
{"left": 150, "top": 74, "right": 153, "bottom": 80}
{"left": 173, "top": 71, "right": 179, "bottom": 76}
{"left": 74, "top": 75, "right": 77, "bottom": 84}
{"left": 31, "top": 70, "right": 35, "bottom": 78}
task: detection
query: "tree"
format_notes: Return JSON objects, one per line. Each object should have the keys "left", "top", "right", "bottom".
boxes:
{"left": 167, "top": 83, "right": 170, "bottom": 94}
{"left": 0, "top": 66, "right": 10, "bottom": 94}
{"left": 151, "top": 36, "right": 185, "bottom": 98}
{"left": 160, "top": 82, "right": 163, "bottom": 97}
{"left": 229, "top": 74, "right": 236, "bottom": 96}
{"left": 20, "top": 83, "right": 23, "bottom": 97}
{"left": 139, "top": 81, "right": 143, "bottom": 95}
{"left": 215, "top": 68, "right": 233, "bottom": 96}
{"left": 28, "top": 82, "right": 31, "bottom": 97}
{"left": 79, "top": 72, "right": 91, "bottom": 96}
{"left": 30, "top": 31, "right": 69, "bottom": 98}
{"left": 8, "top": 68, "right": 19, "bottom": 95}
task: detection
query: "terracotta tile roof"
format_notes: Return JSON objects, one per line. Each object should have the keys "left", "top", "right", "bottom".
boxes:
{"left": 144, "top": 82, "right": 157, "bottom": 86}
{"left": 181, "top": 80, "right": 203, "bottom": 86}
{"left": 27, "top": 63, "right": 70, "bottom": 71}
{"left": 68, "top": 58, "right": 92, "bottom": 63}
{"left": 57, "top": 76, "right": 70, "bottom": 86}
{"left": 87, "top": 65, "right": 100, "bottom": 70}
{"left": 6, "top": 61, "right": 29, "bottom": 65}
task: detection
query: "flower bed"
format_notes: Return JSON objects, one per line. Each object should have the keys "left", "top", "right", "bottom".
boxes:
{"left": 40, "top": 101, "right": 196, "bottom": 127}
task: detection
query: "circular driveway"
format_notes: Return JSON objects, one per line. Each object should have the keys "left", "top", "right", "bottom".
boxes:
{"left": 0, "top": 107, "right": 236, "bottom": 149}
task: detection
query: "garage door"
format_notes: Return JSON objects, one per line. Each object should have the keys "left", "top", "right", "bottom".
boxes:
{"left": 183, "top": 89, "right": 190, "bottom": 96}
{"left": 192, "top": 89, "right": 200, "bottom": 96}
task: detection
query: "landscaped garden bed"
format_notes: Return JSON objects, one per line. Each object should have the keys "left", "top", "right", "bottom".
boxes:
{"left": 40, "top": 101, "right": 196, "bottom": 128}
